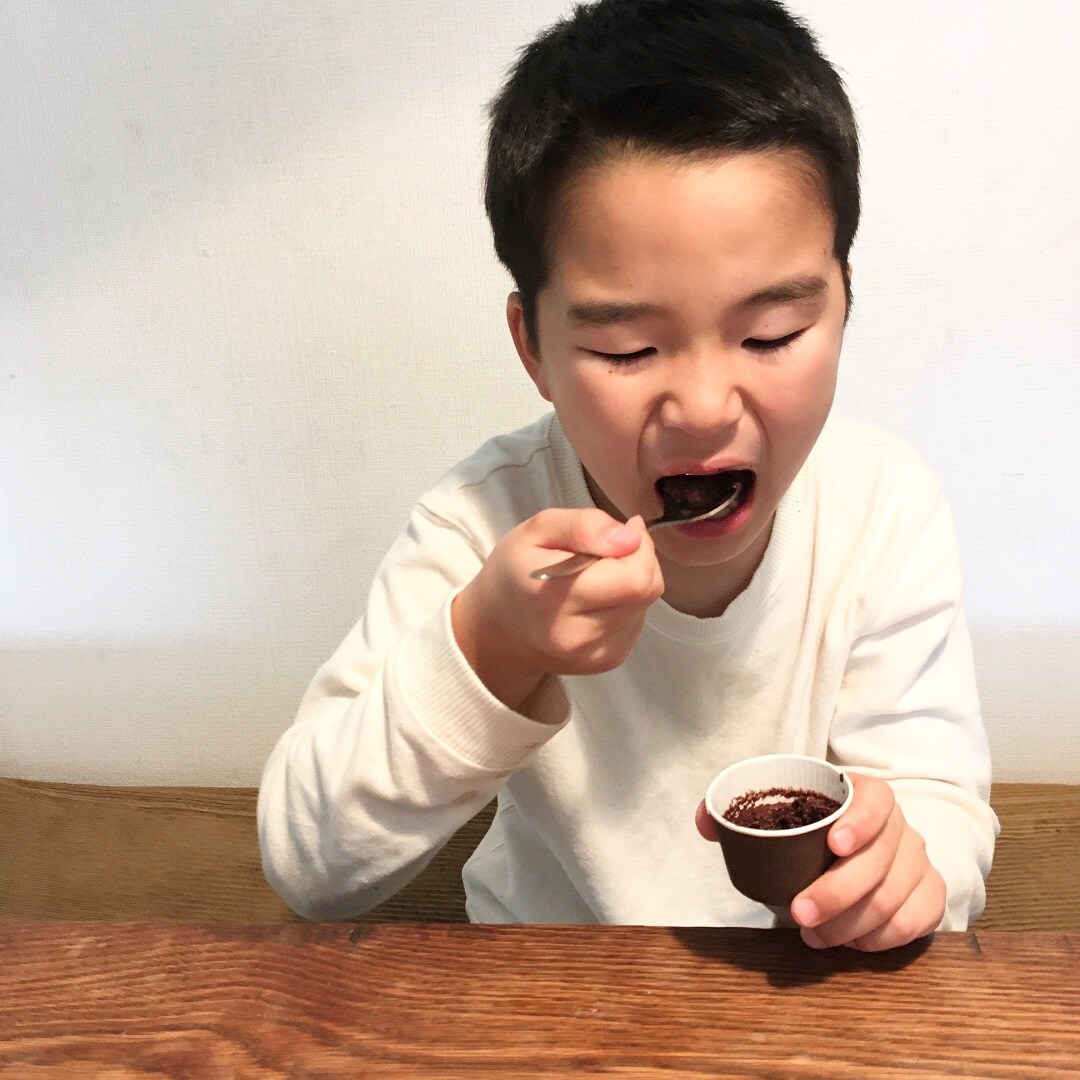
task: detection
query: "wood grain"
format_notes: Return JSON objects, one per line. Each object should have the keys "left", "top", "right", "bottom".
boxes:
{"left": 2, "top": 778, "right": 1076, "bottom": 929}
{"left": 0, "top": 923, "right": 1076, "bottom": 1079}
{"left": 0, "top": 779, "right": 298, "bottom": 923}
{"left": 0, "top": 778, "right": 494, "bottom": 923}
{"left": 979, "top": 783, "right": 1080, "bottom": 931}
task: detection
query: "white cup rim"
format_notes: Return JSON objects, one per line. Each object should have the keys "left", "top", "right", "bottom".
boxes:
{"left": 705, "top": 754, "right": 854, "bottom": 838}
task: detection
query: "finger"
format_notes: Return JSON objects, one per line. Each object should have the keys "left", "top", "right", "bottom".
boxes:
{"left": 532, "top": 507, "right": 642, "bottom": 559}
{"left": 695, "top": 799, "right": 721, "bottom": 842}
{"left": 573, "top": 525, "right": 664, "bottom": 610}
{"left": 791, "top": 802, "right": 905, "bottom": 932}
{"left": 797, "top": 821, "right": 928, "bottom": 948}
{"left": 845, "top": 869, "right": 946, "bottom": 952}
{"left": 827, "top": 771, "right": 895, "bottom": 858}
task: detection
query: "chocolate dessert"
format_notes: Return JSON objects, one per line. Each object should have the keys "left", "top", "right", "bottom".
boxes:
{"left": 723, "top": 786, "right": 841, "bottom": 830}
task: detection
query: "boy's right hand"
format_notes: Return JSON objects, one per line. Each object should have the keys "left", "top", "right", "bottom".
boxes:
{"left": 451, "top": 509, "right": 665, "bottom": 714}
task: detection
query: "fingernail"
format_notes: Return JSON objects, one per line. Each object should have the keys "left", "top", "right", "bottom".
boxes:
{"left": 801, "top": 927, "right": 827, "bottom": 950}
{"left": 791, "top": 898, "right": 820, "bottom": 927}
{"left": 604, "top": 523, "right": 638, "bottom": 548}
{"left": 832, "top": 827, "right": 856, "bottom": 856}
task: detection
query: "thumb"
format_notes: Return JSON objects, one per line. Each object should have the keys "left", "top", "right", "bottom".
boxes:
{"left": 563, "top": 508, "right": 642, "bottom": 557}
{"left": 600, "top": 516, "right": 644, "bottom": 557}
{"left": 695, "top": 799, "right": 721, "bottom": 842}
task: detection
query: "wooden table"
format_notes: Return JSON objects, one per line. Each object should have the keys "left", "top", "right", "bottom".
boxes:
{"left": 1, "top": 922, "right": 1076, "bottom": 1078}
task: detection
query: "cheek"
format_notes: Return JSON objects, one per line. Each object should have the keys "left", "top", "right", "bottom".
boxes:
{"left": 760, "top": 347, "right": 839, "bottom": 444}
{"left": 795, "top": 332, "right": 840, "bottom": 403}
{"left": 560, "top": 367, "right": 641, "bottom": 430}
{"left": 555, "top": 376, "right": 649, "bottom": 501}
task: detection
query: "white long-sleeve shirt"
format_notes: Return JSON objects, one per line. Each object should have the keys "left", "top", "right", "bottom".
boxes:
{"left": 257, "top": 413, "right": 998, "bottom": 927}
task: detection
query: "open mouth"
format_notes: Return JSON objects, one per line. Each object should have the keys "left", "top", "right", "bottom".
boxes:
{"left": 655, "top": 469, "right": 756, "bottom": 522}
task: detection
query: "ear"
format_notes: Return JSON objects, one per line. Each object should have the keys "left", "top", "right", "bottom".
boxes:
{"left": 507, "top": 292, "right": 551, "bottom": 402}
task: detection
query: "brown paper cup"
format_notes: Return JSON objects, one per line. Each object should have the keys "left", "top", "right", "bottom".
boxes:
{"left": 705, "top": 755, "right": 853, "bottom": 908}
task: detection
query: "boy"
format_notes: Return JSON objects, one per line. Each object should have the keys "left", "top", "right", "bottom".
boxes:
{"left": 258, "top": 0, "right": 997, "bottom": 951}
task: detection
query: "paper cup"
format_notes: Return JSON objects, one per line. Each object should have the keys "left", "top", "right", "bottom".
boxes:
{"left": 705, "top": 755, "right": 853, "bottom": 908}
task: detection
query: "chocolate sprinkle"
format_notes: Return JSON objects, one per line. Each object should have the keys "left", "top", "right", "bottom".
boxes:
{"left": 723, "top": 787, "right": 841, "bottom": 830}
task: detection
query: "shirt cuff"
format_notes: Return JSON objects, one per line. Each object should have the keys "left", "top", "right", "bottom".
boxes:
{"left": 391, "top": 589, "right": 570, "bottom": 774}
{"left": 895, "top": 791, "right": 996, "bottom": 931}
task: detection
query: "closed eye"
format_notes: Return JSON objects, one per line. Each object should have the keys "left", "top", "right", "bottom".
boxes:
{"left": 587, "top": 347, "right": 656, "bottom": 364}
{"left": 743, "top": 329, "right": 806, "bottom": 353}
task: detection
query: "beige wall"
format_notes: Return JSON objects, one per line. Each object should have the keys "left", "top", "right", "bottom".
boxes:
{"left": 3, "top": 1, "right": 1078, "bottom": 784}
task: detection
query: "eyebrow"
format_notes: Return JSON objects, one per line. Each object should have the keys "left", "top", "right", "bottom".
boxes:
{"left": 734, "top": 273, "right": 830, "bottom": 312}
{"left": 567, "top": 274, "right": 830, "bottom": 327}
{"left": 567, "top": 300, "right": 665, "bottom": 327}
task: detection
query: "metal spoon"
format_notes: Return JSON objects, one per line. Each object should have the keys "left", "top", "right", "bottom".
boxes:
{"left": 529, "top": 481, "right": 744, "bottom": 581}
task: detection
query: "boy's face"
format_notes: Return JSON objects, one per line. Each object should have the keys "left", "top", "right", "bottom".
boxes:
{"left": 508, "top": 150, "right": 848, "bottom": 607}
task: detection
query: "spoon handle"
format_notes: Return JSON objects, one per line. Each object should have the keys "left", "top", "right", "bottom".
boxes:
{"left": 529, "top": 550, "right": 600, "bottom": 581}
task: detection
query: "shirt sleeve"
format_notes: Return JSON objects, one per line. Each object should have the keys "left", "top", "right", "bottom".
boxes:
{"left": 257, "top": 501, "right": 570, "bottom": 921}
{"left": 828, "top": 487, "right": 1000, "bottom": 930}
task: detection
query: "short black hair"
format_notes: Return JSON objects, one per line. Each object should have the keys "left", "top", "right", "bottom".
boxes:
{"left": 485, "top": 0, "right": 860, "bottom": 344}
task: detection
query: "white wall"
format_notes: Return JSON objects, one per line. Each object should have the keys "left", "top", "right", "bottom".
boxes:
{"left": 3, "top": 1, "right": 1077, "bottom": 784}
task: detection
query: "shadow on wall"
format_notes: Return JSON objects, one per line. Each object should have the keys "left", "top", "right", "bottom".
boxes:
{"left": 0, "top": 635, "right": 330, "bottom": 786}
{"left": 969, "top": 627, "right": 1080, "bottom": 786}
{"left": 1, "top": 628, "right": 1078, "bottom": 787}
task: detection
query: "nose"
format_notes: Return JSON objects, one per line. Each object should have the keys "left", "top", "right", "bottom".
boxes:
{"left": 658, "top": 349, "right": 744, "bottom": 440}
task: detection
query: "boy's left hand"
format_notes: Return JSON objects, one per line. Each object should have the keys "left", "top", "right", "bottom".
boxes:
{"left": 695, "top": 772, "right": 946, "bottom": 951}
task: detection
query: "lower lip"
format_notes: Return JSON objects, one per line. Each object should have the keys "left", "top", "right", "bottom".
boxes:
{"left": 672, "top": 486, "right": 755, "bottom": 540}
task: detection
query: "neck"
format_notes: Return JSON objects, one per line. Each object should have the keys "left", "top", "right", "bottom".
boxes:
{"left": 657, "top": 518, "right": 773, "bottom": 619}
